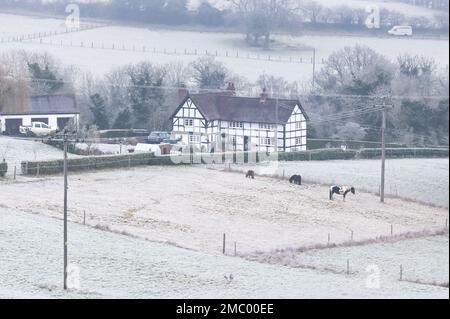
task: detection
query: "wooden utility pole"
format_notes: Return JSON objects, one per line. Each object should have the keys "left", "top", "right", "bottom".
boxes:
{"left": 275, "top": 95, "right": 279, "bottom": 153}
{"left": 376, "top": 100, "right": 394, "bottom": 203}
{"left": 312, "top": 48, "right": 316, "bottom": 90}
{"left": 63, "top": 135, "right": 68, "bottom": 290}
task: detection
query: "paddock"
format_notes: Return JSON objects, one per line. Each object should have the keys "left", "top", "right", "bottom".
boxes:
{"left": 0, "top": 165, "right": 447, "bottom": 254}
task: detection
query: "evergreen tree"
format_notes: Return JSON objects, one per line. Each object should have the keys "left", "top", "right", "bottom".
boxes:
{"left": 113, "top": 108, "right": 133, "bottom": 129}
{"left": 89, "top": 93, "right": 110, "bottom": 130}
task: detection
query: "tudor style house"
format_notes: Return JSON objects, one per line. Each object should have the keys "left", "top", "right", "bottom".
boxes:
{"left": 0, "top": 94, "right": 80, "bottom": 135}
{"left": 170, "top": 86, "right": 309, "bottom": 153}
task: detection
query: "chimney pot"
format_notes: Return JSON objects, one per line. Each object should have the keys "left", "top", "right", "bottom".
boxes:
{"left": 260, "top": 88, "right": 268, "bottom": 103}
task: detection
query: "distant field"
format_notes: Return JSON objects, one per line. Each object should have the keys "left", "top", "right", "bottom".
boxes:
{"left": 188, "top": 0, "right": 444, "bottom": 19}
{"left": 0, "top": 12, "right": 448, "bottom": 83}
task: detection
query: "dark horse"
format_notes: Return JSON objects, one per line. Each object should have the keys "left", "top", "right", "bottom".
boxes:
{"left": 330, "top": 186, "right": 356, "bottom": 201}
{"left": 289, "top": 175, "right": 302, "bottom": 185}
{"left": 246, "top": 170, "right": 255, "bottom": 179}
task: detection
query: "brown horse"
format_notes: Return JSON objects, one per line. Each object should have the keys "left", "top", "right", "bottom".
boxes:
{"left": 246, "top": 170, "right": 255, "bottom": 179}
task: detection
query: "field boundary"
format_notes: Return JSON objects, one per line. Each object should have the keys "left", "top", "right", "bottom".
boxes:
{"left": 18, "top": 147, "right": 449, "bottom": 177}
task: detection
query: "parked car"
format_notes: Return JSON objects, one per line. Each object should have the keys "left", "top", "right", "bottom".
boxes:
{"left": 147, "top": 131, "right": 171, "bottom": 144}
{"left": 19, "top": 122, "right": 58, "bottom": 137}
{"left": 388, "top": 25, "right": 413, "bottom": 36}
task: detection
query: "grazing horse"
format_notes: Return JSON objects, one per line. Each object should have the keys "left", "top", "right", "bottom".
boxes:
{"left": 289, "top": 175, "right": 302, "bottom": 185}
{"left": 330, "top": 186, "right": 356, "bottom": 201}
{"left": 246, "top": 170, "right": 255, "bottom": 179}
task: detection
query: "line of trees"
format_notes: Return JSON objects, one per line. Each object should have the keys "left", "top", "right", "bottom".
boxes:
{"left": 0, "top": 0, "right": 448, "bottom": 50}
{"left": 0, "top": 46, "right": 448, "bottom": 146}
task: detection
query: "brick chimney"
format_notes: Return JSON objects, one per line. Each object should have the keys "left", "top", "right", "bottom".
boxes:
{"left": 260, "top": 88, "right": 269, "bottom": 104}
{"left": 225, "top": 82, "right": 236, "bottom": 96}
{"left": 178, "top": 84, "right": 189, "bottom": 103}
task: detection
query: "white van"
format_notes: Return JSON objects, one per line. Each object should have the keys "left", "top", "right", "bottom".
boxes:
{"left": 388, "top": 25, "right": 413, "bottom": 36}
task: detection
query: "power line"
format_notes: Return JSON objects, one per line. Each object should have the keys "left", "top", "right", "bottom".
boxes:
{"left": 1, "top": 75, "right": 448, "bottom": 100}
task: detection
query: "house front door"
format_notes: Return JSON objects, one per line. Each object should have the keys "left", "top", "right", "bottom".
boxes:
{"left": 244, "top": 136, "right": 250, "bottom": 152}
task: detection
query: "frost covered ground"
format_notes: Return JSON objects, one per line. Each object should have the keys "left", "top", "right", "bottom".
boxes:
{"left": 246, "top": 235, "right": 449, "bottom": 286}
{"left": 0, "top": 137, "right": 80, "bottom": 176}
{"left": 0, "top": 166, "right": 447, "bottom": 255}
{"left": 0, "top": 208, "right": 448, "bottom": 299}
{"left": 0, "top": 13, "right": 68, "bottom": 39}
{"left": 228, "top": 158, "right": 450, "bottom": 208}
{"left": 0, "top": 12, "right": 448, "bottom": 82}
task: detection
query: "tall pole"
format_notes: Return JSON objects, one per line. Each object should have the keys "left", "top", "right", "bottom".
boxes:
{"left": 63, "top": 135, "right": 68, "bottom": 290}
{"left": 275, "top": 94, "right": 279, "bottom": 153}
{"left": 381, "top": 107, "right": 387, "bottom": 203}
{"left": 376, "top": 100, "right": 393, "bottom": 203}
{"left": 312, "top": 48, "right": 316, "bottom": 90}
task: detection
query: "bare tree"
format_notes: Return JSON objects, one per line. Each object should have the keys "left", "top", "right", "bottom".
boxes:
{"left": 232, "top": 0, "right": 299, "bottom": 48}
{"left": 300, "top": 1, "right": 323, "bottom": 24}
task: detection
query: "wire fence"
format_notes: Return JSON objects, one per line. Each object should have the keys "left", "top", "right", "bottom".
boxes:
{"left": 0, "top": 23, "right": 106, "bottom": 44}
{"left": 8, "top": 35, "right": 324, "bottom": 66}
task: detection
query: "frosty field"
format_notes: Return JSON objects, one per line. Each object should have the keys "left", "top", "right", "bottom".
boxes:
{"left": 1, "top": 165, "right": 448, "bottom": 255}
{"left": 229, "top": 158, "right": 450, "bottom": 208}
{"left": 0, "top": 208, "right": 448, "bottom": 298}
{"left": 0, "top": 137, "right": 80, "bottom": 176}
{"left": 0, "top": 12, "right": 448, "bottom": 83}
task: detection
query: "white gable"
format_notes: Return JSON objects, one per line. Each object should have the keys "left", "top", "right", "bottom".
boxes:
{"left": 175, "top": 98, "right": 205, "bottom": 120}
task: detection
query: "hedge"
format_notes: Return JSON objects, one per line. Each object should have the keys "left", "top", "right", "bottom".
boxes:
{"left": 357, "top": 148, "right": 449, "bottom": 159}
{"left": 21, "top": 153, "right": 175, "bottom": 176}
{"left": 278, "top": 149, "right": 358, "bottom": 162}
{"left": 0, "top": 160, "right": 7, "bottom": 177}
{"left": 307, "top": 139, "right": 406, "bottom": 150}
{"left": 20, "top": 148, "right": 449, "bottom": 176}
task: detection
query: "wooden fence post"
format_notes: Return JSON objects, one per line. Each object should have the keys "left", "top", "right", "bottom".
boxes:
{"left": 234, "top": 242, "right": 237, "bottom": 256}
{"left": 400, "top": 264, "right": 403, "bottom": 281}
{"left": 347, "top": 259, "right": 350, "bottom": 275}
{"left": 13, "top": 165, "right": 16, "bottom": 180}
{"left": 223, "top": 233, "right": 226, "bottom": 254}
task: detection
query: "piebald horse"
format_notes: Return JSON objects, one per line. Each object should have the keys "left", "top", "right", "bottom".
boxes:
{"left": 330, "top": 186, "right": 356, "bottom": 201}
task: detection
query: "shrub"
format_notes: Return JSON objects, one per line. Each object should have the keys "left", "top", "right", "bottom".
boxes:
{"left": 0, "top": 160, "right": 7, "bottom": 177}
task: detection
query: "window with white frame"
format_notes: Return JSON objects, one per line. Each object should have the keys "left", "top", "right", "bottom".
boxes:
{"left": 259, "top": 123, "right": 274, "bottom": 130}
{"left": 260, "top": 137, "right": 272, "bottom": 146}
{"left": 189, "top": 135, "right": 200, "bottom": 143}
{"left": 229, "top": 122, "right": 243, "bottom": 129}
{"left": 295, "top": 137, "right": 302, "bottom": 145}
{"left": 295, "top": 122, "right": 302, "bottom": 130}
{"left": 184, "top": 119, "right": 194, "bottom": 127}
{"left": 230, "top": 136, "right": 237, "bottom": 145}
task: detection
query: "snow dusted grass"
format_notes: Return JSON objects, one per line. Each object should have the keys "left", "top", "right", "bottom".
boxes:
{"left": 227, "top": 158, "right": 450, "bottom": 208}
{"left": 0, "top": 13, "right": 68, "bottom": 39}
{"left": 245, "top": 234, "right": 449, "bottom": 289}
{"left": 0, "top": 137, "right": 81, "bottom": 176}
{"left": 0, "top": 12, "right": 448, "bottom": 81}
{"left": 0, "top": 165, "right": 447, "bottom": 255}
{"left": 0, "top": 208, "right": 448, "bottom": 298}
